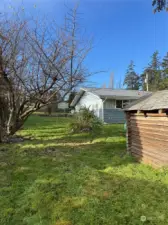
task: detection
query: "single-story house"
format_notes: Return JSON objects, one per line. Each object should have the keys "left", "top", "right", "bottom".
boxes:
{"left": 58, "top": 102, "right": 69, "bottom": 110}
{"left": 125, "top": 90, "right": 168, "bottom": 167}
{"left": 71, "top": 88, "right": 150, "bottom": 123}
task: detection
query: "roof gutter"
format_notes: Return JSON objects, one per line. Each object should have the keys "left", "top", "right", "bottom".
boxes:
{"left": 101, "top": 97, "right": 107, "bottom": 122}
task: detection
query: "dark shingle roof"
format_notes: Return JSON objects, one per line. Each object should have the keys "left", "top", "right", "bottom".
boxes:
{"left": 125, "top": 90, "right": 168, "bottom": 111}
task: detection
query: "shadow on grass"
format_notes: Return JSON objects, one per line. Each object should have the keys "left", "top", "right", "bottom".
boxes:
{"left": 1, "top": 116, "right": 130, "bottom": 170}
{"left": 1, "top": 161, "right": 168, "bottom": 225}
{"left": 1, "top": 116, "right": 168, "bottom": 224}
{"left": 17, "top": 141, "right": 129, "bottom": 169}
{"left": 21, "top": 125, "right": 126, "bottom": 144}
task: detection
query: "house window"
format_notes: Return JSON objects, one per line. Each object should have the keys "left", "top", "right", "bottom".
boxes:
{"left": 123, "top": 100, "right": 129, "bottom": 108}
{"left": 116, "top": 100, "right": 130, "bottom": 109}
{"left": 116, "top": 100, "right": 123, "bottom": 109}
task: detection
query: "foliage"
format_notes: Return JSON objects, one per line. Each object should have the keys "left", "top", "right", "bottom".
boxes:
{"left": 162, "top": 52, "right": 168, "bottom": 78}
{"left": 140, "top": 51, "right": 162, "bottom": 91}
{"left": 140, "top": 51, "right": 168, "bottom": 91}
{"left": 149, "top": 51, "right": 161, "bottom": 71}
{"left": 152, "top": 0, "right": 168, "bottom": 13}
{"left": 0, "top": 5, "right": 92, "bottom": 141}
{"left": 158, "top": 78, "right": 168, "bottom": 90}
{"left": 1, "top": 116, "right": 168, "bottom": 224}
{"left": 158, "top": 52, "right": 168, "bottom": 89}
{"left": 123, "top": 60, "right": 140, "bottom": 90}
{"left": 69, "top": 107, "right": 103, "bottom": 133}
{"left": 128, "top": 51, "right": 168, "bottom": 92}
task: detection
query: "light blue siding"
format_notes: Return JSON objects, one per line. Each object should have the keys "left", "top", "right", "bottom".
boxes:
{"left": 104, "top": 99, "right": 115, "bottom": 109}
{"left": 104, "top": 109, "right": 125, "bottom": 124}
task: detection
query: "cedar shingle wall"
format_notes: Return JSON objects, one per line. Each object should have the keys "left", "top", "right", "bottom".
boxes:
{"left": 128, "top": 113, "right": 168, "bottom": 167}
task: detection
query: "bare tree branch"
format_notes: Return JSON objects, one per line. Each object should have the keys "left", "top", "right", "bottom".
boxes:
{"left": 0, "top": 6, "right": 94, "bottom": 141}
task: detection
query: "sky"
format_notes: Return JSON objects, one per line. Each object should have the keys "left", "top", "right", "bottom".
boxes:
{"left": 1, "top": 0, "right": 168, "bottom": 88}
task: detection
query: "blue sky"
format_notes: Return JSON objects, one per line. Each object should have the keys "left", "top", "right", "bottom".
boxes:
{"left": 1, "top": 0, "right": 168, "bottom": 88}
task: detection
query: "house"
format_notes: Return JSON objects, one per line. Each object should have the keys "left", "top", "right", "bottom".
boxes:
{"left": 71, "top": 88, "right": 150, "bottom": 123}
{"left": 124, "top": 90, "right": 168, "bottom": 167}
{"left": 58, "top": 101, "right": 69, "bottom": 110}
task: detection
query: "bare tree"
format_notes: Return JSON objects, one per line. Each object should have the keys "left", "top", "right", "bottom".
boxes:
{"left": 0, "top": 6, "right": 92, "bottom": 141}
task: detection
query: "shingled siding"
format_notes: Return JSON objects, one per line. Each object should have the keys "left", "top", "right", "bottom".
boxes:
{"left": 104, "top": 109, "right": 126, "bottom": 124}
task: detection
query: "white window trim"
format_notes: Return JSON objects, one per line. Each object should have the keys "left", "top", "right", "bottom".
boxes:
{"left": 115, "top": 100, "right": 131, "bottom": 109}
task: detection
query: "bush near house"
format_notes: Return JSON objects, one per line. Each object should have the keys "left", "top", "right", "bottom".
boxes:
{"left": 69, "top": 107, "right": 103, "bottom": 133}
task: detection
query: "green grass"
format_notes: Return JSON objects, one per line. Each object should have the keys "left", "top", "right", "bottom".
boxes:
{"left": 1, "top": 116, "right": 168, "bottom": 225}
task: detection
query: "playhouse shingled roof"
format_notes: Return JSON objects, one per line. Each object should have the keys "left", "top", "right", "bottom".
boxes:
{"left": 125, "top": 90, "right": 168, "bottom": 111}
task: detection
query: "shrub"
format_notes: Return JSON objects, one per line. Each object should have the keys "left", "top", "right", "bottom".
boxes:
{"left": 69, "top": 107, "right": 103, "bottom": 133}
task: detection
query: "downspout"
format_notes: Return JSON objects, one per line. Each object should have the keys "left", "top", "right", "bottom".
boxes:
{"left": 102, "top": 97, "right": 107, "bottom": 123}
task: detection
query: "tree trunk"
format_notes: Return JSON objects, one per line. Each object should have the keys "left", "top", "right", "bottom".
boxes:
{"left": 6, "top": 109, "right": 14, "bottom": 135}
{"left": 0, "top": 125, "right": 3, "bottom": 143}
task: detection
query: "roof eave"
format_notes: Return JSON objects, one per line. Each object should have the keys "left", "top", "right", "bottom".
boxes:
{"left": 100, "top": 95, "right": 142, "bottom": 100}
{"left": 70, "top": 90, "right": 85, "bottom": 107}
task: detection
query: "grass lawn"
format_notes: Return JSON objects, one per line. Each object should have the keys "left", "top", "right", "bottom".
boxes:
{"left": 1, "top": 116, "right": 168, "bottom": 225}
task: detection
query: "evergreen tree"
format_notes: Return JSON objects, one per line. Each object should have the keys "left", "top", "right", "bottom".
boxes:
{"left": 152, "top": 0, "right": 168, "bottom": 13}
{"left": 158, "top": 52, "right": 168, "bottom": 90}
{"left": 124, "top": 61, "right": 140, "bottom": 90}
{"left": 161, "top": 52, "right": 168, "bottom": 78}
{"left": 139, "top": 72, "right": 146, "bottom": 91}
{"left": 149, "top": 51, "right": 160, "bottom": 70}
{"left": 149, "top": 51, "right": 161, "bottom": 90}
{"left": 141, "top": 51, "right": 161, "bottom": 91}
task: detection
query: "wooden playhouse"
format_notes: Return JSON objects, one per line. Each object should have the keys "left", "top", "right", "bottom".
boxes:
{"left": 125, "top": 90, "right": 168, "bottom": 167}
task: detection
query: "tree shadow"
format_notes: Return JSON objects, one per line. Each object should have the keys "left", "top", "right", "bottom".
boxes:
{"left": 4, "top": 116, "right": 133, "bottom": 169}
{"left": 2, "top": 116, "right": 168, "bottom": 224}
{"left": 15, "top": 138, "right": 133, "bottom": 171}
{"left": 1, "top": 161, "right": 168, "bottom": 225}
